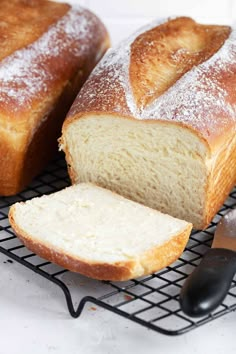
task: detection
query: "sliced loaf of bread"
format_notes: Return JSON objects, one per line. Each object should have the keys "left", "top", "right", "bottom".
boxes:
{"left": 60, "top": 17, "right": 236, "bottom": 230}
{"left": 9, "top": 183, "right": 192, "bottom": 281}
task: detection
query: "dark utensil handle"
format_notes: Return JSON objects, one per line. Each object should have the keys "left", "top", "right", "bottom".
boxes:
{"left": 180, "top": 248, "right": 236, "bottom": 317}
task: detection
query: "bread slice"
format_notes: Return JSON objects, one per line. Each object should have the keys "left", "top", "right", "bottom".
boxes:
{"left": 9, "top": 183, "right": 192, "bottom": 281}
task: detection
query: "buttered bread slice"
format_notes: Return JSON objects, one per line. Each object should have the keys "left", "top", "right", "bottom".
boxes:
{"left": 9, "top": 183, "right": 192, "bottom": 281}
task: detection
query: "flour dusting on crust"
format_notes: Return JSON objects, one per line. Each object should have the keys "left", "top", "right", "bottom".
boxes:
{"left": 0, "top": 6, "right": 104, "bottom": 113}
{"left": 145, "top": 29, "right": 236, "bottom": 133}
{"left": 71, "top": 18, "right": 236, "bottom": 142}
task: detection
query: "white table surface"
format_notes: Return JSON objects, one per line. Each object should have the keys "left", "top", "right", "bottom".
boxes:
{"left": 0, "top": 246, "right": 236, "bottom": 354}
{"left": 1, "top": 2, "right": 236, "bottom": 353}
{"left": 1, "top": 249, "right": 236, "bottom": 354}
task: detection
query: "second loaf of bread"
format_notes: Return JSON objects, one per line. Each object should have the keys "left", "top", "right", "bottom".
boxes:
{"left": 61, "top": 17, "right": 236, "bottom": 229}
{"left": 0, "top": 0, "right": 109, "bottom": 196}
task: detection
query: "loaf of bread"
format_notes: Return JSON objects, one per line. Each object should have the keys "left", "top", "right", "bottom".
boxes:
{"left": 9, "top": 183, "right": 192, "bottom": 281}
{"left": 60, "top": 17, "right": 236, "bottom": 230}
{"left": 0, "top": 0, "right": 109, "bottom": 196}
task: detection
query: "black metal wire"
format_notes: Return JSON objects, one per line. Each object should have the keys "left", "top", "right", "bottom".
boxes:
{"left": 0, "top": 153, "right": 236, "bottom": 336}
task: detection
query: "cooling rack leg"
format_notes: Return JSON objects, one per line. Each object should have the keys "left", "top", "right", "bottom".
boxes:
{"left": 50, "top": 277, "right": 80, "bottom": 318}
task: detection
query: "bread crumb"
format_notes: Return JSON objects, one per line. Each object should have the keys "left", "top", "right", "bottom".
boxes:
{"left": 89, "top": 306, "right": 97, "bottom": 311}
{"left": 124, "top": 294, "right": 133, "bottom": 301}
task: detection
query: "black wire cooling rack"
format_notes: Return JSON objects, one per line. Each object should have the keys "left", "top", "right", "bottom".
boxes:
{"left": 0, "top": 153, "right": 236, "bottom": 336}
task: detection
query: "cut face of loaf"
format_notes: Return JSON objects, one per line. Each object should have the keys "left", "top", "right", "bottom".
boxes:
{"left": 61, "top": 17, "right": 236, "bottom": 229}
{"left": 9, "top": 183, "right": 192, "bottom": 281}
{"left": 62, "top": 117, "right": 209, "bottom": 228}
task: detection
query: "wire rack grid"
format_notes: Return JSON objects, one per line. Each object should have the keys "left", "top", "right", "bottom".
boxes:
{"left": 0, "top": 154, "right": 236, "bottom": 336}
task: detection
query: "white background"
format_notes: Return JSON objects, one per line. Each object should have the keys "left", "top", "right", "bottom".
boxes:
{"left": 1, "top": 1, "right": 236, "bottom": 354}
{"left": 61, "top": 0, "right": 235, "bottom": 44}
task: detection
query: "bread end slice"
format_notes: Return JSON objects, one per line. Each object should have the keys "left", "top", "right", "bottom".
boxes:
{"left": 9, "top": 183, "right": 192, "bottom": 281}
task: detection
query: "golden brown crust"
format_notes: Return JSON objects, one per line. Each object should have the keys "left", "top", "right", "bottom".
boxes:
{"left": 0, "top": 129, "right": 25, "bottom": 195}
{"left": 0, "top": 6, "right": 109, "bottom": 119}
{"left": 130, "top": 17, "right": 230, "bottom": 109}
{"left": 0, "top": 0, "right": 70, "bottom": 61}
{"left": 140, "top": 225, "right": 191, "bottom": 276}
{"left": 0, "top": 1, "right": 109, "bottom": 195}
{"left": 0, "top": 66, "right": 98, "bottom": 196}
{"left": 203, "top": 132, "right": 236, "bottom": 228}
{"left": 9, "top": 206, "right": 191, "bottom": 281}
{"left": 65, "top": 16, "right": 236, "bottom": 151}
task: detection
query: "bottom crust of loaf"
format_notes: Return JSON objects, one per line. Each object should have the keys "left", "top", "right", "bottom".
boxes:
{"left": 9, "top": 207, "right": 191, "bottom": 281}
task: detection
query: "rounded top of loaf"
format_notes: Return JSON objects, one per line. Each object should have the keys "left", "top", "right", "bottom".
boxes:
{"left": 0, "top": 0, "right": 109, "bottom": 130}
{"left": 66, "top": 17, "right": 236, "bottom": 151}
